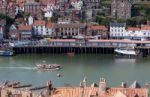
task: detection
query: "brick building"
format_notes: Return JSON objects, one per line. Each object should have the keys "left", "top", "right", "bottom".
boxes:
{"left": 40, "top": 0, "right": 60, "bottom": 10}
{"left": 88, "top": 25, "right": 108, "bottom": 39}
{"left": 111, "top": 0, "right": 132, "bottom": 19}
{"left": 82, "top": 0, "right": 102, "bottom": 20}
{"left": 82, "top": 0, "right": 101, "bottom": 9}
{"left": 24, "top": 2, "right": 46, "bottom": 16}
{"left": 18, "top": 25, "right": 33, "bottom": 40}
{"left": 0, "top": 0, "right": 6, "bottom": 14}
{"left": 7, "top": 2, "right": 17, "bottom": 18}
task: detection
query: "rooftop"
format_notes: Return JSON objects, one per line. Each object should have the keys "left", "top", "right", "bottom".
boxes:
{"left": 18, "top": 25, "right": 32, "bottom": 30}
{"left": 127, "top": 27, "right": 141, "bottom": 31}
{"left": 110, "top": 23, "right": 126, "bottom": 27}
{"left": 33, "top": 20, "right": 46, "bottom": 26}
{"left": 141, "top": 25, "right": 150, "bottom": 30}
{"left": 46, "top": 23, "right": 55, "bottom": 28}
{"left": 1, "top": 79, "right": 148, "bottom": 97}
{"left": 89, "top": 25, "right": 107, "bottom": 31}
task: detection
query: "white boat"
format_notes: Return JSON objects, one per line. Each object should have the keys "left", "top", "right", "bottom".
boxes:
{"left": 114, "top": 46, "right": 140, "bottom": 57}
{"left": 0, "top": 49, "right": 14, "bottom": 56}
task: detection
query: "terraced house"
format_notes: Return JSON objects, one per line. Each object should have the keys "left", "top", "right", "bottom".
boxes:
{"left": 18, "top": 25, "right": 33, "bottom": 40}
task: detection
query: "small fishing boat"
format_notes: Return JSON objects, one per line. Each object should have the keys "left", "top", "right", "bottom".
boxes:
{"left": 36, "top": 64, "right": 61, "bottom": 70}
{"left": 0, "top": 49, "right": 14, "bottom": 56}
{"left": 57, "top": 73, "right": 62, "bottom": 77}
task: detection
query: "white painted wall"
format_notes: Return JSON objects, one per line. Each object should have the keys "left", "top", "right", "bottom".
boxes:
{"left": 33, "top": 26, "right": 46, "bottom": 36}
{"left": 0, "top": 27, "right": 3, "bottom": 40}
{"left": 110, "top": 26, "right": 126, "bottom": 38}
{"left": 47, "top": 28, "right": 54, "bottom": 35}
{"left": 28, "top": 16, "right": 34, "bottom": 25}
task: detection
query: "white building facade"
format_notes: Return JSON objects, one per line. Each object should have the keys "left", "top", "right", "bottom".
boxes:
{"left": 33, "top": 20, "right": 47, "bottom": 37}
{"left": 124, "top": 27, "right": 142, "bottom": 40}
{"left": 124, "top": 26, "right": 150, "bottom": 40}
{"left": 0, "top": 26, "right": 3, "bottom": 40}
{"left": 141, "top": 25, "right": 150, "bottom": 40}
{"left": 28, "top": 16, "right": 34, "bottom": 25}
{"left": 109, "top": 23, "right": 126, "bottom": 39}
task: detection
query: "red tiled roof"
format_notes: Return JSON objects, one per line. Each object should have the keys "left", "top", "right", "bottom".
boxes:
{"left": 71, "top": 0, "right": 80, "bottom": 3}
{"left": 17, "top": 0, "right": 24, "bottom": 4}
{"left": 89, "top": 25, "right": 107, "bottom": 31}
{"left": 141, "top": 25, "right": 150, "bottom": 30}
{"left": 50, "top": 87, "right": 148, "bottom": 97}
{"left": 127, "top": 27, "right": 141, "bottom": 31}
{"left": 41, "top": 0, "right": 60, "bottom": 5}
{"left": 18, "top": 25, "right": 32, "bottom": 30}
{"left": 46, "top": 23, "right": 55, "bottom": 28}
{"left": 33, "top": 20, "right": 46, "bottom": 26}
{"left": 107, "top": 88, "right": 148, "bottom": 97}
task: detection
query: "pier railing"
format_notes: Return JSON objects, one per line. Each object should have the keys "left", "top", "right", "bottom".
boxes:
{"left": 9, "top": 39, "right": 150, "bottom": 48}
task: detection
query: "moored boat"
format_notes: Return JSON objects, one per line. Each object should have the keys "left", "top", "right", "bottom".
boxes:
{"left": 114, "top": 46, "right": 141, "bottom": 58}
{"left": 36, "top": 64, "right": 61, "bottom": 70}
{"left": 0, "top": 49, "right": 14, "bottom": 56}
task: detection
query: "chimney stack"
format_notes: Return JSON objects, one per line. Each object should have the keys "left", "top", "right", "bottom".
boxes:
{"left": 46, "top": 80, "right": 53, "bottom": 95}
{"left": 121, "top": 82, "right": 127, "bottom": 88}
{"left": 82, "top": 76, "right": 87, "bottom": 87}
{"left": 99, "top": 78, "right": 107, "bottom": 92}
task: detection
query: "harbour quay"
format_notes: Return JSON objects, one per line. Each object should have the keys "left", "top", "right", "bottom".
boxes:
{"left": 0, "top": 78, "right": 149, "bottom": 97}
{"left": 11, "top": 39, "right": 150, "bottom": 55}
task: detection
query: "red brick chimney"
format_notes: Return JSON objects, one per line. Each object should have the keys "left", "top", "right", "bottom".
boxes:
{"left": 99, "top": 78, "right": 107, "bottom": 93}
{"left": 46, "top": 80, "right": 53, "bottom": 95}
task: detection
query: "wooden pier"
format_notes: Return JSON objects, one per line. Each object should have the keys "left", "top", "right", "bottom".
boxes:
{"left": 12, "top": 39, "right": 150, "bottom": 55}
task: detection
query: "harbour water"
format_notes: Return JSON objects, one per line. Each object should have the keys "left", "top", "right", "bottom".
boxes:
{"left": 0, "top": 54, "right": 150, "bottom": 87}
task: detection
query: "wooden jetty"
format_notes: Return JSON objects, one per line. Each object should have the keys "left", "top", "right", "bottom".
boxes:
{"left": 11, "top": 39, "right": 150, "bottom": 55}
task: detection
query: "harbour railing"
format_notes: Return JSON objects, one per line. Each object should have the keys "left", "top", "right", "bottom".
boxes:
{"left": 9, "top": 39, "right": 150, "bottom": 48}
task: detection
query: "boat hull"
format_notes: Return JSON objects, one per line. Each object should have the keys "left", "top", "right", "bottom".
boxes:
{"left": 114, "top": 48, "right": 142, "bottom": 58}
{"left": 36, "top": 64, "right": 60, "bottom": 71}
{"left": 0, "top": 50, "right": 14, "bottom": 56}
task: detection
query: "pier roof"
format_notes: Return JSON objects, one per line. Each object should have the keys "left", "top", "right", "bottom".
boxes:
{"left": 50, "top": 39, "right": 76, "bottom": 42}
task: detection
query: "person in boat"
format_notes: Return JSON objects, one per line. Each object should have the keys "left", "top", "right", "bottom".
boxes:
{"left": 57, "top": 73, "right": 61, "bottom": 77}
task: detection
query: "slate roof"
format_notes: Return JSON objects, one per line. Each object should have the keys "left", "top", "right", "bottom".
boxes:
{"left": 110, "top": 23, "right": 126, "bottom": 27}
{"left": 130, "top": 81, "right": 141, "bottom": 88}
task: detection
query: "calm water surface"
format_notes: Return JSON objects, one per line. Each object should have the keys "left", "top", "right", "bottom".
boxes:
{"left": 0, "top": 54, "right": 150, "bottom": 87}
